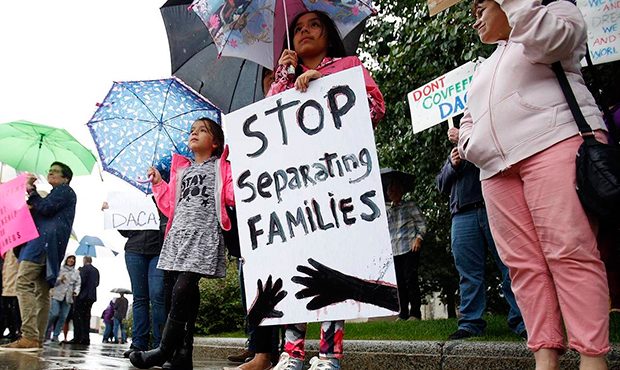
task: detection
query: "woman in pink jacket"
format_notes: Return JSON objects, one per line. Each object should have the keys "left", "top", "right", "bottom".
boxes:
{"left": 130, "top": 117, "right": 234, "bottom": 370}
{"left": 457, "top": 0, "right": 609, "bottom": 368}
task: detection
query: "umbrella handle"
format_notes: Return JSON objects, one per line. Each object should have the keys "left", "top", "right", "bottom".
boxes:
{"left": 135, "top": 174, "right": 153, "bottom": 184}
{"left": 282, "top": 0, "right": 291, "bottom": 50}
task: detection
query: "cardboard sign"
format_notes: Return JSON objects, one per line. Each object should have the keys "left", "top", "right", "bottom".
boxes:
{"left": 224, "top": 67, "right": 397, "bottom": 325}
{"left": 0, "top": 174, "right": 39, "bottom": 257}
{"left": 408, "top": 61, "right": 478, "bottom": 134}
{"left": 578, "top": 0, "right": 620, "bottom": 64}
{"left": 103, "top": 192, "right": 160, "bottom": 230}
{"left": 428, "top": 0, "right": 463, "bottom": 16}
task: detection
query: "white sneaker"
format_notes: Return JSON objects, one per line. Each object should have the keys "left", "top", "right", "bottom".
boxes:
{"left": 308, "top": 357, "right": 340, "bottom": 370}
{"left": 272, "top": 352, "right": 303, "bottom": 370}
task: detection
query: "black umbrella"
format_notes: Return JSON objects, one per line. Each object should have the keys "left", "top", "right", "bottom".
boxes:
{"left": 380, "top": 168, "right": 415, "bottom": 196}
{"left": 160, "top": 0, "right": 368, "bottom": 113}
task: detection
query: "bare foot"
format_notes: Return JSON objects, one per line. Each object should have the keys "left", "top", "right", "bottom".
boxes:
{"left": 226, "top": 353, "right": 272, "bottom": 370}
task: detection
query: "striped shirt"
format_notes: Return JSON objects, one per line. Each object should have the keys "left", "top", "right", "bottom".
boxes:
{"left": 387, "top": 201, "right": 427, "bottom": 256}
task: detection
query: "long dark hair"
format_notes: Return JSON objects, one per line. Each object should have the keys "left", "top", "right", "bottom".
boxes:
{"left": 284, "top": 11, "right": 346, "bottom": 73}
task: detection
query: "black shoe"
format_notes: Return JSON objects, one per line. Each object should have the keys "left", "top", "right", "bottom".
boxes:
{"left": 124, "top": 345, "right": 144, "bottom": 358}
{"left": 129, "top": 317, "right": 186, "bottom": 369}
{"left": 519, "top": 330, "right": 528, "bottom": 340}
{"left": 163, "top": 321, "right": 194, "bottom": 370}
{"left": 448, "top": 329, "right": 475, "bottom": 340}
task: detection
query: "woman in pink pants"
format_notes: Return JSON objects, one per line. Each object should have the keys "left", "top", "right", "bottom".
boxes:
{"left": 457, "top": 0, "right": 610, "bottom": 368}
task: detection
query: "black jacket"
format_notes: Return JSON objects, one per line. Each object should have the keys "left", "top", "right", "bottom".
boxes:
{"left": 77, "top": 264, "right": 100, "bottom": 302}
{"left": 436, "top": 155, "right": 485, "bottom": 216}
{"left": 118, "top": 213, "right": 167, "bottom": 255}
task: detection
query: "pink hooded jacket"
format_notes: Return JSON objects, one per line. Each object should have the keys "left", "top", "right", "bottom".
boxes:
{"left": 268, "top": 56, "right": 385, "bottom": 127}
{"left": 458, "top": 0, "right": 606, "bottom": 180}
{"left": 152, "top": 145, "right": 235, "bottom": 235}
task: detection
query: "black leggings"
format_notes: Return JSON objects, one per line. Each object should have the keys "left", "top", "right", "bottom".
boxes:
{"left": 164, "top": 271, "right": 201, "bottom": 324}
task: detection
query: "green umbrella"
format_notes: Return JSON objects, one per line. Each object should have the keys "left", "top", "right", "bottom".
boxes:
{"left": 0, "top": 120, "right": 96, "bottom": 176}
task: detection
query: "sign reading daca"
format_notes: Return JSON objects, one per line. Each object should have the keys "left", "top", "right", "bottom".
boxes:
{"left": 224, "top": 67, "right": 397, "bottom": 325}
{"left": 578, "top": 0, "right": 620, "bottom": 64}
{"left": 103, "top": 192, "right": 160, "bottom": 230}
{"left": 407, "top": 61, "right": 478, "bottom": 134}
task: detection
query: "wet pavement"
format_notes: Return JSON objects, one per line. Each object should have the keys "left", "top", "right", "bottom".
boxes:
{"left": 0, "top": 335, "right": 231, "bottom": 370}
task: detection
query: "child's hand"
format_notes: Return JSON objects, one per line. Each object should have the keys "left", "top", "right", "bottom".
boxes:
{"left": 294, "top": 70, "right": 322, "bottom": 92}
{"left": 147, "top": 167, "right": 162, "bottom": 185}
{"left": 278, "top": 49, "right": 298, "bottom": 69}
{"left": 101, "top": 202, "right": 109, "bottom": 211}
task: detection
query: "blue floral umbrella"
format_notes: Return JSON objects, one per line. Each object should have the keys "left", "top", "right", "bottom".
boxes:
{"left": 87, "top": 77, "right": 221, "bottom": 193}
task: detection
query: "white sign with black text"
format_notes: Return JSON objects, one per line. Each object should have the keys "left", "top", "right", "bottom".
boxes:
{"left": 224, "top": 67, "right": 397, "bottom": 325}
{"left": 103, "top": 192, "right": 160, "bottom": 230}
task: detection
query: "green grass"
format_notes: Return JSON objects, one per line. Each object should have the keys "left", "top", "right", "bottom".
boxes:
{"left": 208, "top": 312, "right": 620, "bottom": 343}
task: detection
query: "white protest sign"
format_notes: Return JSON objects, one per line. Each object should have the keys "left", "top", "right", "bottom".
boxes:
{"left": 578, "top": 0, "right": 620, "bottom": 64}
{"left": 224, "top": 67, "right": 397, "bottom": 325}
{"left": 407, "top": 61, "right": 478, "bottom": 134}
{"left": 103, "top": 192, "right": 160, "bottom": 230}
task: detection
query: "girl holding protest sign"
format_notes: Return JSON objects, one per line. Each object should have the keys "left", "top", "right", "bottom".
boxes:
{"left": 261, "top": 10, "right": 385, "bottom": 370}
{"left": 130, "top": 118, "right": 234, "bottom": 370}
{"left": 268, "top": 11, "right": 385, "bottom": 128}
{"left": 457, "top": 0, "right": 610, "bottom": 369}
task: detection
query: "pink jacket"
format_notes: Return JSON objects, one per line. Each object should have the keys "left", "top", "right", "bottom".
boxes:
{"left": 268, "top": 56, "right": 385, "bottom": 127}
{"left": 153, "top": 146, "right": 235, "bottom": 235}
{"left": 458, "top": 0, "right": 606, "bottom": 180}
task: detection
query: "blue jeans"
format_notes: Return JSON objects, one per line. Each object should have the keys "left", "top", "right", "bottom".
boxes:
{"left": 113, "top": 318, "right": 127, "bottom": 342}
{"left": 451, "top": 208, "right": 525, "bottom": 335}
{"left": 125, "top": 252, "right": 165, "bottom": 350}
{"left": 46, "top": 298, "right": 71, "bottom": 340}
{"left": 102, "top": 321, "right": 114, "bottom": 342}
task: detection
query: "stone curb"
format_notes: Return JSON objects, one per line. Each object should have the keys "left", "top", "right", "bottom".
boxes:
{"left": 194, "top": 338, "right": 620, "bottom": 370}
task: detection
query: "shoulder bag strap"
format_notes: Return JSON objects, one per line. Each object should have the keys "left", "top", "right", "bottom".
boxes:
{"left": 550, "top": 62, "right": 595, "bottom": 137}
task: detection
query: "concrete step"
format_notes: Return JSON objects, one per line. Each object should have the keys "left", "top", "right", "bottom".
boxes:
{"left": 194, "top": 338, "right": 620, "bottom": 370}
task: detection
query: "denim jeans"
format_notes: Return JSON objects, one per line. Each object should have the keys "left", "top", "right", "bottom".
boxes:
{"left": 102, "top": 321, "right": 113, "bottom": 342}
{"left": 125, "top": 252, "right": 165, "bottom": 350}
{"left": 113, "top": 317, "right": 127, "bottom": 343}
{"left": 46, "top": 298, "right": 71, "bottom": 340}
{"left": 451, "top": 208, "right": 525, "bottom": 335}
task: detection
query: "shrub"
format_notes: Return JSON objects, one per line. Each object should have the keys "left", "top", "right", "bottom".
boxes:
{"left": 195, "top": 258, "right": 246, "bottom": 335}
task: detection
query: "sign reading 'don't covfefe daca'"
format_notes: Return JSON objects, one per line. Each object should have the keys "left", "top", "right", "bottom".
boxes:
{"left": 103, "top": 192, "right": 160, "bottom": 230}
{"left": 0, "top": 174, "right": 39, "bottom": 257}
{"left": 578, "top": 0, "right": 620, "bottom": 64}
{"left": 408, "top": 60, "right": 479, "bottom": 134}
{"left": 224, "top": 67, "right": 397, "bottom": 325}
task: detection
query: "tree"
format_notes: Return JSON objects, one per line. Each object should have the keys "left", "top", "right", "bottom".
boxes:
{"left": 360, "top": 0, "right": 500, "bottom": 317}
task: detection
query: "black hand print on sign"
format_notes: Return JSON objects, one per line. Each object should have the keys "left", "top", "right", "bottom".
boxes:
{"left": 292, "top": 258, "right": 399, "bottom": 312}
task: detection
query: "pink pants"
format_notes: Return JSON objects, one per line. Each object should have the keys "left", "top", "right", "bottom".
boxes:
{"left": 482, "top": 135, "right": 610, "bottom": 356}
